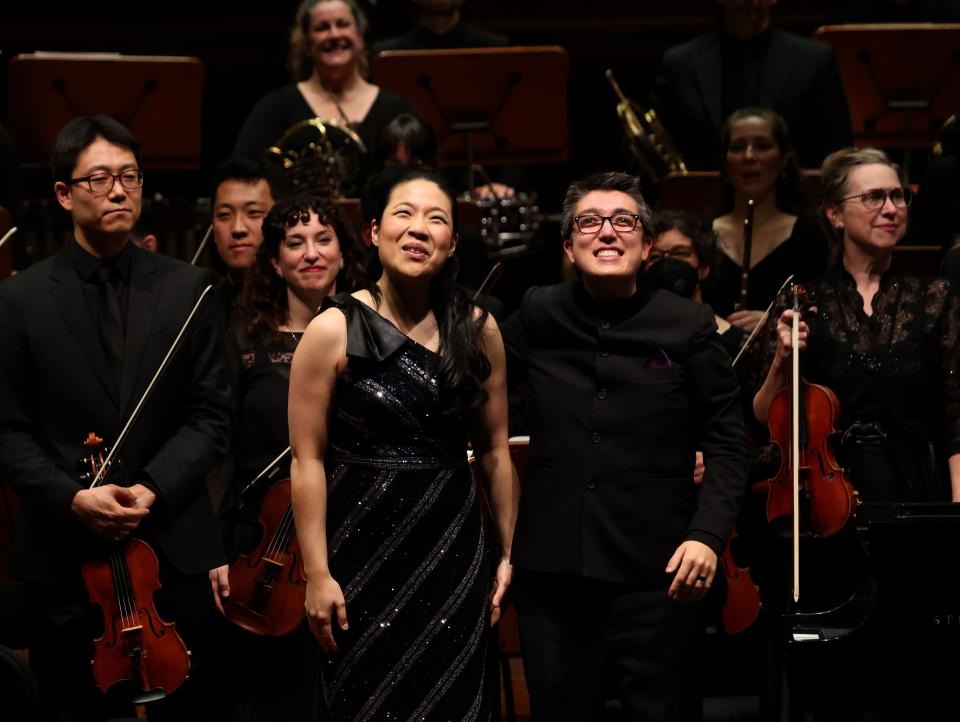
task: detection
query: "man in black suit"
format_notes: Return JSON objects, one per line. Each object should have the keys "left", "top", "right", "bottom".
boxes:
{"left": 651, "top": 0, "right": 853, "bottom": 170}
{"left": 0, "top": 116, "right": 231, "bottom": 720}
{"left": 371, "top": 0, "right": 507, "bottom": 54}
{"left": 502, "top": 172, "right": 748, "bottom": 721}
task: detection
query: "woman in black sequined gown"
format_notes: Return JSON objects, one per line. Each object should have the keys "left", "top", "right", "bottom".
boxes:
{"left": 289, "top": 167, "right": 518, "bottom": 720}
{"left": 210, "top": 194, "right": 366, "bottom": 722}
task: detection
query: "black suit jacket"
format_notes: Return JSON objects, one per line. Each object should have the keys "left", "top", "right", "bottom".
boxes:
{"left": 651, "top": 27, "right": 853, "bottom": 170}
{"left": 502, "top": 283, "right": 748, "bottom": 586}
{"left": 0, "top": 243, "right": 232, "bottom": 584}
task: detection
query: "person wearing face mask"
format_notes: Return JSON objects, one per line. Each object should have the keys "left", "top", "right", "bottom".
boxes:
{"left": 209, "top": 193, "right": 366, "bottom": 721}
{"left": 706, "top": 108, "right": 828, "bottom": 333}
{"left": 234, "top": 0, "right": 420, "bottom": 166}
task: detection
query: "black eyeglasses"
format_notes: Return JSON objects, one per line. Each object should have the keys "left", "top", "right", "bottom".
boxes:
{"left": 648, "top": 246, "right": 695, "bottom": 262}
{"left": 69, "top": 169, "right": 144, "bottom": 194}
{"left": 573, "top": 213, "right": 642, "bottom": 234}
{"left": 839, "top": 187, "right": 912, "bottom": 210}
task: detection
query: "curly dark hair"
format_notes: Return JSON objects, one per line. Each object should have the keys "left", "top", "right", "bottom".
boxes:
{"left": 366, "top": 166, "right": 491, "bottom": 417}
{"left": 650, "top": 210, "right": 720, "bottom": 270}
{"left": 238, "top": 193, "right": 367, "bottom": 342}
{"left": 719, "top": 107, "right": 809, "bottom": 216}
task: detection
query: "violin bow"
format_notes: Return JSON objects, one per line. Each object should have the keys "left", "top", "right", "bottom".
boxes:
{"left": 0, "top": 226, "right": 17, "bottom": 253}
{"left": 731, "top": 274, "right": 794, "bottom": 368}
{"left": 472, "top": 261, "right": 504, "bottom": 304}
{"left": 189, "top": 225, "right": 214, "bottom": 266}
{"left": 239, "top": 446, "right": 291, "bottom": 498}
{"left": 790, "top": 285, "right": 802, "bottom": 603}
{"left": 91, "top": 285, "right": 215, "bottom": 487}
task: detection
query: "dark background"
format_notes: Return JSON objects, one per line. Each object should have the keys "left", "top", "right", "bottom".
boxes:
{"left": 0, "top": 0, "right": 839, "bottom": 202}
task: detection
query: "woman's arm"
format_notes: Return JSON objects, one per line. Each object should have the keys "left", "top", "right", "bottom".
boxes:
{"left": 470, "top": 313, "right": 519, "bottom": 626}
{"left": 752, "top": 309, "right": 810, "bottom": 424}
{"left": 289, "top": 308, "right": 348, "bottom": 651}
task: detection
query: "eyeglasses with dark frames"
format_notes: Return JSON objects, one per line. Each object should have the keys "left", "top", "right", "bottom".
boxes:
{"left": 838, "top": 187, "right": 912, "bottom": 211}
{"left": 69, "top": 169, "right": 144, "bottom": 195}
{"left": 573, "top": 213, "right": 642, "bottom": 234}
{"left": 647, "top": 246, "right": 695, "bottom": 262}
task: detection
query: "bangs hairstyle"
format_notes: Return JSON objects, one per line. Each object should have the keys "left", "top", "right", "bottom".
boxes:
{"left": 367, "top": 166, "right": 490, "bottom": 417}
{"left": 289, "top": 0, "right": 370, "bottom": 81}
{"left": 819, "top": 147, "right": 901, "bottom": 255}
{"left": 51, "top": 115, "right": 142, "bottom": 184}
{"left": 560, "top": 172, "right": 653, "bottom": 240}
{"left": 238, "top": 193, "right": 367, "bottom": 342}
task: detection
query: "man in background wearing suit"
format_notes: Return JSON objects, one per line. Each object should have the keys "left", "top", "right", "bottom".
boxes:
{"left": 502, "top": 172, "right": 748, "bottom": 721}
{"left": 651, "top": 0, "right": 852, "bottom": 170}
{"left": 0, "top": 116, "right": 231, "bottom": 721}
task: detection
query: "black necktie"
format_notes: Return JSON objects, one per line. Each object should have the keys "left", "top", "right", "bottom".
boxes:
{"left": 96, "top": 264, "right": 125, "bottom": 390}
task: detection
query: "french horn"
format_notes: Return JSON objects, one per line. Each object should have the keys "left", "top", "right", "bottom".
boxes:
{"left": 267, "top": 117, "right": 367, "bottom": 198}
{"left": 605, "top": 69, "right": 687, "bottom": 182}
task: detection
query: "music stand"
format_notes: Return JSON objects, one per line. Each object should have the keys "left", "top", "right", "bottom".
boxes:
{"left": 6, "top": 52, "right": 205, "bottom": 169}
{"left": 371, "top": 47, "right": 569, "bottom": 190}
{"left": 656, "top": 171, "right": 823, "bottom": 217}
{"left": 813, "top": 24, "right": 960, "bottom": 181}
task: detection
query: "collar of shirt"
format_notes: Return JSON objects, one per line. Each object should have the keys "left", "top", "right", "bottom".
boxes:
{"left": 572, "top": 279, "right": 654, "bottom": 325}
{"left": 69, "top": 238, "right": 133, "bottom": 284}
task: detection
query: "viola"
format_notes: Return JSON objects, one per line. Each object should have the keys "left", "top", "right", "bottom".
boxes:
{"left": 762, "top": 284, "right": 858, "bottom": 599}
{"left": 717, "top": 529, "right": 761, "bottom": 635}
{"left": 78, "top": 433, "right": 190, "bottom": 703}
{"left": 225, "top": 477, "right": 306, "bottom": 637}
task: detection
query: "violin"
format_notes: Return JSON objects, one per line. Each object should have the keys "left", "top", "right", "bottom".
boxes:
{"left": 78, "top": 433, "right": 190, "bottom": 703}
{"left": 225, "top": 471, "right": 306, "bottom": 637}
{"left": 763, "top": 284, "right": 858, "bottom": 599}
{"left": 717, "top": 529, "right": 762, "bottom": 635}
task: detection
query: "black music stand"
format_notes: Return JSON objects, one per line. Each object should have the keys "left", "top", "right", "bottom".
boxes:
{"left": 371, "top": 47, "right": 569, "bottom": 191}
{"left": 813, "top": 24, "right": 960, "bottom": 181}
{"left": 6, "top": 52, "right": 205, "bottom": 169}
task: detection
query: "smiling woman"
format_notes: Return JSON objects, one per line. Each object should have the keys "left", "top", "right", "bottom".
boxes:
{"left": 287, "top": 166, "right": 518, "bottom": 719}
{"left": 234, "top": 0, "right": 420, "bottom": 167}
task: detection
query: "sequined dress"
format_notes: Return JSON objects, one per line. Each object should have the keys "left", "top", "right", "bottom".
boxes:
{"left": 307, "top": 293, "right": 492, "bottom": 721}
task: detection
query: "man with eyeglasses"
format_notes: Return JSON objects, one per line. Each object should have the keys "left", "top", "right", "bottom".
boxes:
{"left": 502, "top": 172, "right": 748, "bottom": 721}
{"left": 0, "top": 116, "right": 231, "bottom": 720}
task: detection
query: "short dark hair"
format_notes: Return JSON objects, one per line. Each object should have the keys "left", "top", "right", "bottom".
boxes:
{"left": 373, "top": 113, "right": 438, "bottom": 171}
{"left": 51, "top": 115, "right": 142, "bottom": 184}
{"left": 650, "top": 210, "right": 720, "bottom": 270}
{"left": 560, "top": 172, "right": 653, "bottom": 240}
{"left": 212, "top": 155, "right": 290, "bottom": 202}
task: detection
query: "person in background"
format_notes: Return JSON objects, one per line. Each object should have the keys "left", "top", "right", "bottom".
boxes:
{"left": 235, "top": 0, "right": 419, "bottom": 162}
{"left": 209, "top": 193, "right": 366, "bottom": 722}
{"left": 371, "top": 0, "right": 508, "bottom": 53}
{"left": 705, "top": 108, "right": 827, "bottom": 332}
{"left": 651, "top": 0, "right": 852, "bottom": 170}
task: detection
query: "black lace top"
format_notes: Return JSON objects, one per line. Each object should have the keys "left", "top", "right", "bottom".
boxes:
{"left": 745, "top": 264, "right": 960, "bottom": 498}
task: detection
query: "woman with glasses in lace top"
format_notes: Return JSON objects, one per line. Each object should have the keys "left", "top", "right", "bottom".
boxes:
{"left": 751, "top": 147, "right": 960, "bottom": 504}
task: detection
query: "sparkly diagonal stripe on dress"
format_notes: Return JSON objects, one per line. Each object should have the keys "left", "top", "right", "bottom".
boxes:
{"left": 306, "top": 294, "right": 492, "bottom": 722}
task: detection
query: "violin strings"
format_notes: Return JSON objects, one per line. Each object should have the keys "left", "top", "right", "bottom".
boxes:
{"left": 266, "top": 503, "right": 295, "bottom": 559}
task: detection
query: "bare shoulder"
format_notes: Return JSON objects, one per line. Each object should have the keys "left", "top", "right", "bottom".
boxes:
{"left": 298, "top": 305, "right": 348, "bottom": 372}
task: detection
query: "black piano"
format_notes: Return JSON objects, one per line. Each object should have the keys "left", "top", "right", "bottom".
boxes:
{"left": 784, "top": 503, "right": 960, "bottom": 717}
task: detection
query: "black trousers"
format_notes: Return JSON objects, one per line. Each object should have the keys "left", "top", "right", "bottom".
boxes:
{"left": 24, "top": 556, "right": 219, "bottom": 722}
{"left": 512, "top": 569, "right": 704, "bottom": 722}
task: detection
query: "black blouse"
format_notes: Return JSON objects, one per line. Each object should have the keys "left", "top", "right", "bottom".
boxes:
{"left": 745, "top": 264, "right": 960, "bottom": 499}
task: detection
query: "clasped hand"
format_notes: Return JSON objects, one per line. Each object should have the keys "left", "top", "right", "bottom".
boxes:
{"left": 70, "top": 483, "right": 155, "bottom": 542}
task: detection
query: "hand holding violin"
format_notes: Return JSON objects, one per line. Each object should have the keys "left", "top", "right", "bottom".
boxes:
{"left": 305, "top": 571, "right": 348, "bottom": 652}
{"left": 70, "top": 484, "right": 150, "bottom": 541}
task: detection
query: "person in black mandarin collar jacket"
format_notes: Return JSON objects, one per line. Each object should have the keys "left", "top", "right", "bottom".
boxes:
{"left": 502, "top": 172, "right": 748, "bottom": 722}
